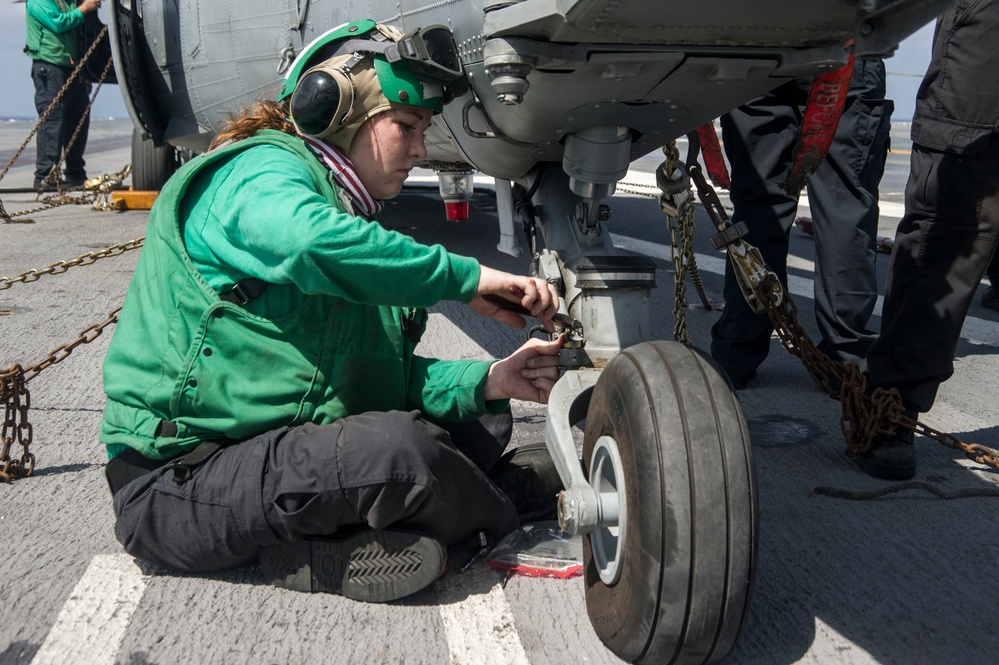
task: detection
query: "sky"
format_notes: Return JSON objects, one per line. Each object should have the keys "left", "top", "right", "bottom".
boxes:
{"left": 0, "top": 3, "right": 934, "bottom": 122}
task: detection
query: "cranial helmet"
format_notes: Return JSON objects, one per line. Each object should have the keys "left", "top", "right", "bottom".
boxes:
{"left": 278, "top": 19, "right": 467, "bottom": 154}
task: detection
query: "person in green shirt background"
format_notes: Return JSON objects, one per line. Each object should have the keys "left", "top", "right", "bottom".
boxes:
{"left": 23, "top": 0, "right": 101, "bottom": 191}
{"left": 101, "top": 20, "right": 565, "bottom": 603}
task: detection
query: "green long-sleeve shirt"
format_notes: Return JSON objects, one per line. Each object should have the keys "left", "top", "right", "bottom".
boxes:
{"left": 181, "top": 144, "right": 479, "bottom": 315}
{"left": 101, "top": 131, "right": 505, "bottom": 460}
{"left": 24, "top": 0, "right": 84, "bottom": 67}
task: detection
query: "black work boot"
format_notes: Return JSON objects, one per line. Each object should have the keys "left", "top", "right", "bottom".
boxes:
{"left": 982, "top": 286, "right": 999, "bottom": 313}
{"left": 855, "top": 423, "right": 916, "bottom": 480}
{"left": 33, "top": 176, "right": 60, "bottom": 192}
{"left": 259, "top": 529, "right": 446, "bottom": 602}
{"left": 489, "top": 442, "right": 565, "bottom": 523}
{"left": 64, "top": 175, "right": 88, "bottom": 189}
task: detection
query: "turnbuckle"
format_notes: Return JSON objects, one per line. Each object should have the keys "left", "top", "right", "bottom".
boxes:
{"left": 728, "top": 240, "right": 780, "bottom": 314}
{"left": 687, "top": 162, "right": 783, "bottom": 314}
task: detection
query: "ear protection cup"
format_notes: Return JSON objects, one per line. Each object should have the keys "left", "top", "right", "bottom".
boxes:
{"left": 289, "top": 66, "right": 354, "bottom": 137}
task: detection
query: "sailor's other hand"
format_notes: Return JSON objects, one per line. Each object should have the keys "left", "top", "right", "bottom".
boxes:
{"left": 80, "top": 0, "right": 102, "bottom": 14}
{"left": 484, "top": 334, "right": 564, "bottom": 404}
{"left": 468, "top": 266, "right": 559, "bottom": 330}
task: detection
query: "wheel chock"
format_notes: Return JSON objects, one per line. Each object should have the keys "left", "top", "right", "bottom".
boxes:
{"left": 110, "top": 189, "right": 159, "bottom": 210}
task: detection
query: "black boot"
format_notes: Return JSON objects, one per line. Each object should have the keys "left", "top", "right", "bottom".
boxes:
{"left": 982, "top": 286, "right": 999, "bottom": 312}
{"left": 259, "top": 528, "right": 446, "bottom": 602}
{"left": 489, "top": 442, "right": 565, "bottom": 523}
{"left": 855, "top": 423, "right": 916, "bottom": 480}
{"left": 33, "top": 175, "right": 60, "bottom": 192}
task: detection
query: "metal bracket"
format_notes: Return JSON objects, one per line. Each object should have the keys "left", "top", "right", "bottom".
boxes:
{"left": 544, "top": 369, "right": 602, "bottom": 535}
{"left": 709, "top": 220, "right": 749, "bottom": 250}
{"left": 728, "top": 241, "right": 781, "bottom": 314}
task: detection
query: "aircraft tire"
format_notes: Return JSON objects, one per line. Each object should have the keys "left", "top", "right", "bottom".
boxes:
{"left": 131, "top": 128, "right": 176, "bottom": 191}
{"left": 582, "top": 340, "right": 758, "bottom": 664}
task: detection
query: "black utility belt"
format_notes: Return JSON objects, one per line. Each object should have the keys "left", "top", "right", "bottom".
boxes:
{"left": 31, "top": 59, "right": 74, "bottom": 71}
{"left": 105, "top": 437, "right": 226, "bottom": 496}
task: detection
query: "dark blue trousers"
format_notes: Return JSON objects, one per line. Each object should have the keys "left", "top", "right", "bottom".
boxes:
{"left": 31, "top": 59, "right": 90, "bottom": 184}
{"left": 710, "top": 59, "right": 893, "bottom": 383}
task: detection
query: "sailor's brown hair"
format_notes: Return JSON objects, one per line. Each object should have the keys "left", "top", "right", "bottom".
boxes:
{"left": 208, "top": 99, "right": 295, "bottom": 150}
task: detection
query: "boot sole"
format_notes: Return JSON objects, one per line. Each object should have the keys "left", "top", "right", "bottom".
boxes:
{"left": 854, "top": 455, "right": 916, "bottom": 481}
{"left": 260, "top": 530, "right": 445, "bottom": 602}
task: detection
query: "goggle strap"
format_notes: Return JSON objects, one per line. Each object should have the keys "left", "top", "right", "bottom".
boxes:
{"left": 333, "top": 39, "right": 399, "bottom": 63}
{"left": 332, "top": 34, "right": 457, "bottom": 79}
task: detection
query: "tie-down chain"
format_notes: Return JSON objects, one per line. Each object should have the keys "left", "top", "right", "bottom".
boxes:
{"left": 1, "top": 25, "right": 125, "bottom": 224}
{"left": 657, "top": 143, "right": 715, "bottom": 345}
{"left": 1, "top": 236, "right": 144, "bottom": 482}
{"left": 657, "top": 142, "right": 999, "bottom": 471}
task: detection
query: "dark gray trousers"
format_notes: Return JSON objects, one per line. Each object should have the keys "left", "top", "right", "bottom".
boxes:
{"left": 710, "top": 59, "right": 892, "bottom": 381}
{"left": 866, "top": 0, "right": 999, "bottom": 413}
{"left": 111, "top": 410, "right": 519, "bottom": 573}
{"left": 31, "top": 59, "right": 90, "bottom": 182}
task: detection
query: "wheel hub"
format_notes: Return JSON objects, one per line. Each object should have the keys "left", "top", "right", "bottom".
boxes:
{"left": 589, "top": 434, "right": 627, "bottom": 585}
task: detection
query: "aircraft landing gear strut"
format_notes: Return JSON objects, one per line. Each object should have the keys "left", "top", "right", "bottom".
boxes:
{"left": 528, "top": 140, "right": 759, "bottom": 664}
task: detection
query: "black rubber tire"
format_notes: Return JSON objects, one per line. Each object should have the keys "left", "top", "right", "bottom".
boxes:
{"left": 130, "top": 128, "right": 175, "bottom": 191}
{"left": 582, "top": 341, "right": 758, "bottom": 664}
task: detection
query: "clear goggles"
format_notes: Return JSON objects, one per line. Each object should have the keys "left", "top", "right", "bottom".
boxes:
{"left": 334, "top": 25, "right": 464, "bottom": 87}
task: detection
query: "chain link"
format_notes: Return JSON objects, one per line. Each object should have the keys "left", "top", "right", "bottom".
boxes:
{"left": 1, "top": 167, "right": 131, "bottom": 480}
{"left": 0, "top": 237, "right": 144, "bottom": 291}
{"left": 678, "top": 164, "right": 999, "bottom": 471}
{"left": 656, "top": 143, "right": 717, "bottom": 344}
{"left": 1, "top": 26, "right": 110, "bottom": 224}
{"left": 2, "top": 162, "right": 132, "bottom": 222}
{"left": 665, "top": 209, "right": 694, "bottom": 344}
{"left": 0, "top": 308, "right": 122, "bottom": 482}
{"left": 21, "top": 308, "right": 122, "bottom": 382}
{"left": 1, "top": 368, "right": 34, "bottom": 483}
{"left": 0, "top": 26, "right": 135, "bottom": 481}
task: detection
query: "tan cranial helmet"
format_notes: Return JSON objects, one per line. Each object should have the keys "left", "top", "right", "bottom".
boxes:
{"left": 279, "top": 20, "right": 466, "bottom": 154}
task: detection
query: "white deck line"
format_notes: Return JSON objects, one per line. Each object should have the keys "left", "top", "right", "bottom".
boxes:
{"left": 30, "top": 555, "right": 149, "bottom": 665}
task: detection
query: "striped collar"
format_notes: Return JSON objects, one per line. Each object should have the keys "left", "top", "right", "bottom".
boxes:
{"left": 299, "top": 134, "right": 384, "bottom": 217}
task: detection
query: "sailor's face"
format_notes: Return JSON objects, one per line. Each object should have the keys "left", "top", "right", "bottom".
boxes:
{"left": 348, "top": 108, "right": 432, "bottom": 200}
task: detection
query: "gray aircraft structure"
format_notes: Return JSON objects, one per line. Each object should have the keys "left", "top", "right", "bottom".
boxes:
{"left": 103, "top": 2, "right": 951, "bottom": 663}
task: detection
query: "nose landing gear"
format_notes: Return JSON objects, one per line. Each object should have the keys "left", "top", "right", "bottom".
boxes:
{"left": 529, "top": 130, "right": 758, "bottom": 663}
{"left": 580, "top": 341, "right": 758, "bottom": 664}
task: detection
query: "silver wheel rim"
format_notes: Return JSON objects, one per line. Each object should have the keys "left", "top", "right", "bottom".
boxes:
{"left": 590, "top": 434, "right": 627, "bottom": 585}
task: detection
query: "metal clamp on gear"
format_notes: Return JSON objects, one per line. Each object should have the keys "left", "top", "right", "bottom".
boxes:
{"left": 656, "top": 145, "right": 693, "bottom": 213}
{"left": 656, "top": 161, "right": 691, "bottom": 198}
{"left": 709, "top": 220, "right": 749, "bottom": 250}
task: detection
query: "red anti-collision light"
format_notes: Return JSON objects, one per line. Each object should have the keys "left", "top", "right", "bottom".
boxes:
{"left": 445, "top": 201, "right": 469, "bottom": 221}
{"left": 438, "top": 170, "right": 474, "bottom": 221}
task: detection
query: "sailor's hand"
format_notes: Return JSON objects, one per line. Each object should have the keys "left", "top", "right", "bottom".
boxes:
{"left": 468, "top": 266, "right": 559, "bottom": 330}
{"left": 484, "top": 334, "right": 564, "bottom": 404}
{"left": 80, "top": 0, "right": 102, "bottom": 14}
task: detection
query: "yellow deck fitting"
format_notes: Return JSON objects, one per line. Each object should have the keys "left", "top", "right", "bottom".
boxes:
{"left": 110, "top": 189, "right": 159, "bottom": 211}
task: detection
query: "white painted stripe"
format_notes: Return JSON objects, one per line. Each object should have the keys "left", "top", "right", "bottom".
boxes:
{"left": 406, "top": 168, "right": 908, "bottom": 222}
{"left": 422, "top": 311, "right": 530, "bottom": 664}
{"left": 420, "top": 328, "right": 530, "bottom": 665}
{"left": 609, "top": 232, "right": 999, "bottom": 348}
{"left": 31, "top": 555, "right": 149, "bottom": 665}
{"left": 436, "top": 565, "right": 530, "bottom": 665}
{"left": 615, "top": 167, "right": 908, "bottom": 218}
